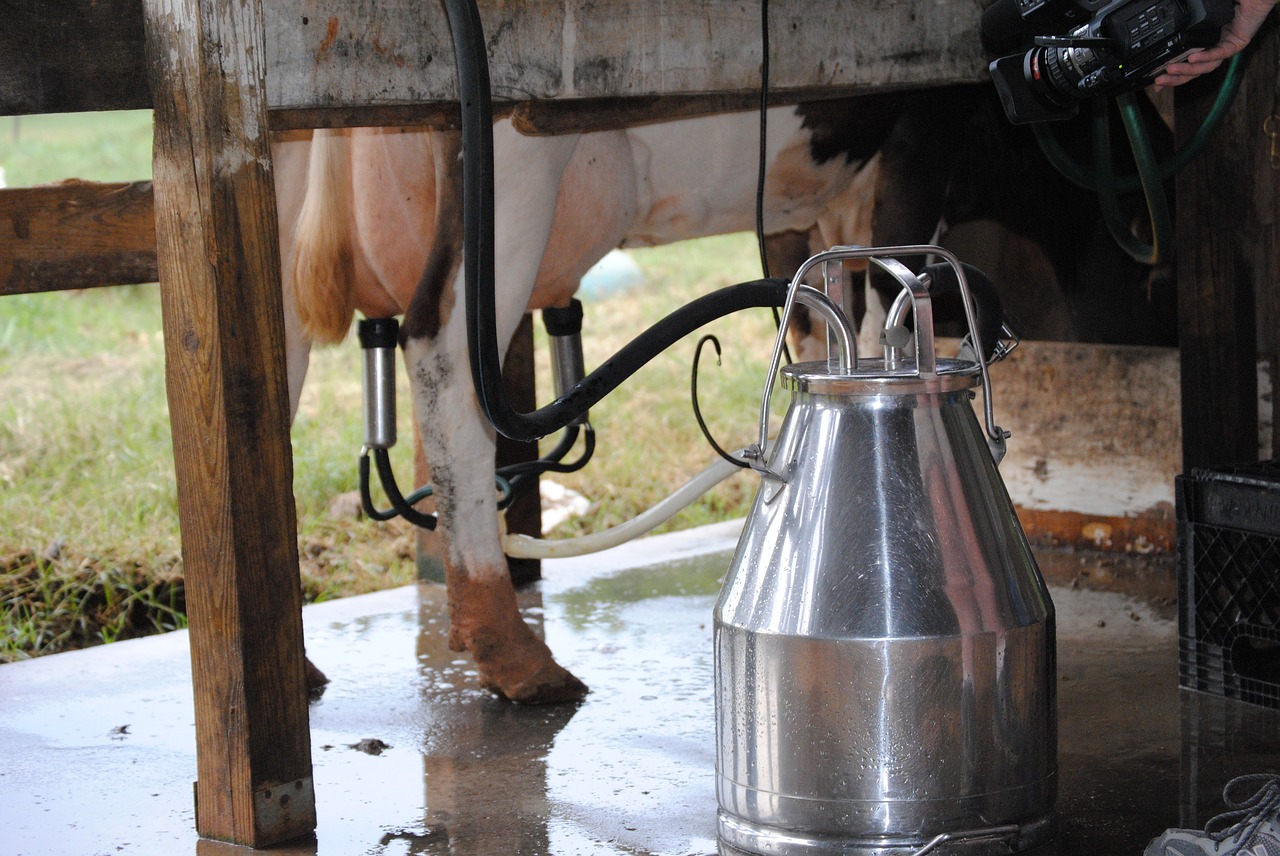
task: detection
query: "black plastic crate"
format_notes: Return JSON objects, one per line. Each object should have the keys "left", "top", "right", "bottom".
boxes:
{"left": 1178, "top": 461, "right": 1280, "bottom": 709}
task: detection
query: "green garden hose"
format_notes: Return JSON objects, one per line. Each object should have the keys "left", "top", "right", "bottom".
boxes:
{"left": 1030, "top": 53, "right": 1246, "bottom": 263}
{"left": 1093, "top": 92, "right": 1173, "bottom": 265}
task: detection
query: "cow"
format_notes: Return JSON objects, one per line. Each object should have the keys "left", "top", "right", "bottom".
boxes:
{"left": 271, "top": 84, "right": 1171, "bottom": 704}
{"left": 784, "top": 87, "right": 1177, "bottom": 350}
{"left": 271, "top": 92, "right": 938, "bottom": 704}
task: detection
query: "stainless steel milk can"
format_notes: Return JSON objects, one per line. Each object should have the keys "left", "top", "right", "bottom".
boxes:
{"left": 716, "top": 247, "right": 1057, "bottom": 856}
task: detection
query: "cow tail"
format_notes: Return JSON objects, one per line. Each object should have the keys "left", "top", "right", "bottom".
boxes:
{"left": 286, "top": 128, "right": 358, "bottom": 344}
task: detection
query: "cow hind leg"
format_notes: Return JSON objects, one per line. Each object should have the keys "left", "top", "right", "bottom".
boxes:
{"left": 402, "top": 331, "right": 587, "bottom": 704}
{"left": 400, "top": 124, "right": 588, "bottom": 704}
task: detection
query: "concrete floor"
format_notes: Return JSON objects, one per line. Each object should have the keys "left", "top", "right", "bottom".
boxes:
{"left": 3, "top": 520, "right": 1280, "bottom": 856}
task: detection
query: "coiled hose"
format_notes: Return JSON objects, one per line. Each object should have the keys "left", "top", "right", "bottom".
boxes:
{"left": 1030, "top": 54, "right": 1246, "bottom": 264}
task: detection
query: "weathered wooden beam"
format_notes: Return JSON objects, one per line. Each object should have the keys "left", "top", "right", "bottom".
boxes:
{"left": 269, "top": 0, "right": 987, "bottom": 110}
{"left": 141, "top": 0, "right": 315, "bottom": 846}
{"left": 2, "top": 0, "right": 988, "bottom": 120}
{"left": 271, "top": 103, "right": 462, "bottom": 131}
{"left": 0, "top": 0, "right": 151, "bottom": 116}
{"left": 0, "top": 182, "right": 156, "bottom": 295}
{"left": 271, "top": 88, "right": 926, "bottom": 134}
{"left": 1174, "top": 26, "right": 1279, "bottom": 470}
{"left": 505, "top": 89, "right": 923, "bottom": 136}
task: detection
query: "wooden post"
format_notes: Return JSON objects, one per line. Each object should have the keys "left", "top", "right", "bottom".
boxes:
{"left": 1174, "top": 23, "right": 1279, "bottom": 471}
{"left": 141, "top": 0, "right": 314, "bottom": 846}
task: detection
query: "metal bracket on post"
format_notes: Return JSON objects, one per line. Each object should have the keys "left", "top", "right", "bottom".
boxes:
{"left": 253, "top": 778, "right": 317, "bottom": 843}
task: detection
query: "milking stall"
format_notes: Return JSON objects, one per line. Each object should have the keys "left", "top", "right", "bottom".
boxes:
{"left": 4, "top": 0, "right": 1280, "bottom": 853}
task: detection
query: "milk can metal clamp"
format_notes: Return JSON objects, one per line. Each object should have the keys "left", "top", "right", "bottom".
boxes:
{"left": 742, "top": 244, "right": 1014, "bottom": 476}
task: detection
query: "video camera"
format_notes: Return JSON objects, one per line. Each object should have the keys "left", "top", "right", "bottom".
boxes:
{"left": 983, "top": 0, "right": 1235, "bottom": 124}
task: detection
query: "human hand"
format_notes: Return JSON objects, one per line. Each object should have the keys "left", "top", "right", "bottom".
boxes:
{"left": 1153, "top": 0, "right": 1279, "bottom": 88}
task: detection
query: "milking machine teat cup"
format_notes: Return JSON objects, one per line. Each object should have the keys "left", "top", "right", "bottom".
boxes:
{"left": 715, "top": 245, "right": 1058, "bottom": 856}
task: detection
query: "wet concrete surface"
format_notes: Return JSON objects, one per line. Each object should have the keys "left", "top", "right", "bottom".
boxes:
{"left": 2, "top": 520, "right": 1279, "bottom": 855}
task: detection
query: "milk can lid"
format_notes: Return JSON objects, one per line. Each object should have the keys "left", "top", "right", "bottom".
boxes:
{"left": 781, "top": 357, "right": 982, "bottom": 396}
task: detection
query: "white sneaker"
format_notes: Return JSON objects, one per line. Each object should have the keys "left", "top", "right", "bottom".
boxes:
{"left": 1145, "top": 775, "right": 1280, "bottom": 856}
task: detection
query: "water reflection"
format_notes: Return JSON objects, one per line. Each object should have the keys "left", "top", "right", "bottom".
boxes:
{"left": 410, "top": 582, "right": 583, "bottom": 855}
{"left": 1179, "top": 688, "right": 1280, "bottom": 827}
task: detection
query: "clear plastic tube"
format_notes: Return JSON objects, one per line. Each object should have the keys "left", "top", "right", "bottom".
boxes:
{"left": 502, "top": 455, "right": 745, "bottom": 559}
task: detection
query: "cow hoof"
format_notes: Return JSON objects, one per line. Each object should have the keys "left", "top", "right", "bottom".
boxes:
{"left": 467, "top": 624, "right": 589, "bottom": 704}
{"left": 305, "top": 656, "right": 330, "bottom": 700}
{"left": 485, "top": 661, "right": 589, "bottom": 705}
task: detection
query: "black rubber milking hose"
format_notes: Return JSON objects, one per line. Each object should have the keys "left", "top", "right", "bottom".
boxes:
{"left": 441, "top": 0, "right": 789, "bottom": 443}
{"left": 918, "top": 262, "right": 1006, "bottom": 361}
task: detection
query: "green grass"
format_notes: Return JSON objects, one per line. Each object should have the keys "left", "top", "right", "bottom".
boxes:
{"left": 2, "top": 555, "right": 186, "bottom": 657}
{"left": 0, "top": 111, "right": 788, "bottom": 662}
{"left": 0, "top": 112, "right": 153, "bottom": 186}
{"left": 0, "top": 242, "right": 781, "bottom": 662}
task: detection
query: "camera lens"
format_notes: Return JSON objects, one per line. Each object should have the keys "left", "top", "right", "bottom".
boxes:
{"left": 1022, "top": 47, "right": 1078, "bottom": 112}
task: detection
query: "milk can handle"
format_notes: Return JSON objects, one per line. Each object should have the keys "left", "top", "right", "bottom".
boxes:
{"left": 747, "top": 246, "right": 928, "bottom": 474}
{"left": 883, "top": 247, "right": 1011, "bottom": 462}
{"left": 746, "top": 245, "right": 1010, "bottom": 473}
{"left": 919, "top": 262, "right": 1007, "bottom": 363}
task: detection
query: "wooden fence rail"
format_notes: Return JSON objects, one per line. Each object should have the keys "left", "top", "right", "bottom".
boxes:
{"left": 0, "top": 182, "right": 156, "bottom": 295}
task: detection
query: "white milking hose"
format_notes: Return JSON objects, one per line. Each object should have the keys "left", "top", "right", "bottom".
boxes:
{"left": 502, "top": 454, "right": 746, "bottom": 559}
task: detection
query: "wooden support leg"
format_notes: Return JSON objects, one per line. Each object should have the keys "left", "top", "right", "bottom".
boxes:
{"left": 1174, "top": 24, "right": 1280, "bottom": 471}
{"left": 141, "top": 0, "right": 314, "bottom": 846}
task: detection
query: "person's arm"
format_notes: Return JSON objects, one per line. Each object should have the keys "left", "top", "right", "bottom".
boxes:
{"left": 1153, "top": 0, "right": 1279, "bottom": 87}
